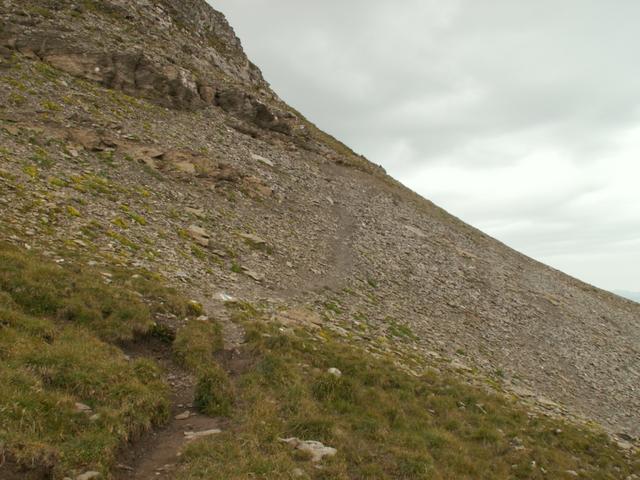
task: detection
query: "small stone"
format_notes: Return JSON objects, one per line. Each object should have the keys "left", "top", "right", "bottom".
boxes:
{"left": 218, "top": 292, "right": 236, "bottom": 302}
{"left": 241, "top": 266, "right": 264, "bottom": 282}
{"left": 184, "top": 429, "right": 222, "bottom": 440}
{"left": 450, "top": 360, "right": 472, "bottom": 372}
{"left": 175, "top": 411, "right": 191, "bottom": 420}
{"left": 185, "top": 207, "right": 206, "bottom": 219}
{"left": 239, "top": 233, "right": 267, "bottom": 247}
{"left": 76, "top": 472, "right": 101, "bottom": 480}
{"left": 276, "top": 309, "right": 323, "bottom": 329}
{"left": 327, "top": 368, "right": 342, "bottom": 378}
{"left": 3, "top": 125, "right": 19, "bottom": 135}
{"left": 405, "top": 225, "right": 427, "bottom": 238}
{"left": 279, "top": 437, "right": 337, "bottom": 463}
{"left": 187, "top": 225, "right": 211, "bottom": 247}
{"left": 251, "top": 153, "right": 274, "bottom": 167}
{"left": 75, "top": 402, "right": 92, "bottom": 413}
{"left": 174, "top": 161, "right": 196, "bottom": 174}
{"left": 565, "top": 471, "right": 579, "bottom": 477}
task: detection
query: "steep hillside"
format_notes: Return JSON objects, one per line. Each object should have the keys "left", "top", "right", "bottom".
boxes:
{"left": 0, "top": 1, "right": 638, "bottom": 479}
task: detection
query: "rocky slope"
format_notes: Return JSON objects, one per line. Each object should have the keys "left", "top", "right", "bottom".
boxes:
{"left": 0, "top": 0, "right": 639, "bottom": 476}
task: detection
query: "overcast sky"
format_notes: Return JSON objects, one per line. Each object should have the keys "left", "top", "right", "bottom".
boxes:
{"left": 214, "top": 1, "right": 640, "bottom": 293}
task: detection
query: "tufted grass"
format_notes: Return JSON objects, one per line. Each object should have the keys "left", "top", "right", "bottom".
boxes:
{"left": 0, "top": 242, "right": 191, "bottom": 477}
{"left": 173, "top": 309, "right": 639, "bottom": 480}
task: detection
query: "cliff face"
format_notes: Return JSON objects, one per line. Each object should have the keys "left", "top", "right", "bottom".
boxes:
{"left": 0, "top": 0, "right": 302, "bottom": 134}
{"left": 0, "top": 0, "right": 639, "bottom": 475}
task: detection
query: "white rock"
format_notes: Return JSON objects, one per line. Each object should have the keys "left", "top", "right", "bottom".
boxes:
{"left": 251, "top": 153, "right": 274, "bottom": 167}
{"left": 75, "top": 402, "right": 92, "bottom": 413}
{"left": 327, "top": 368, "right": 342, "bottom": 378}
{"left": 175, "top": 411, "right": 191, "bottom": 420}
{"left": 279, "top": 437, "right": 337, "bottom": 462}
{"left": 76, "top": 472, "right": 101, "bottom": 480}
{"left": 218, "top": 292, "right": 236, "bottom": 302}
{"left": 184, "top": 429, "right": 222, "bottom": 440}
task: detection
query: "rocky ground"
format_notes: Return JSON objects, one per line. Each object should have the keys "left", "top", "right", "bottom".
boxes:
{"left": 1, "top": 0, "right": 639, "bottom": 473}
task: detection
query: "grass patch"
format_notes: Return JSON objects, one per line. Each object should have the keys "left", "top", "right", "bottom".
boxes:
{"left": 194, "top": 365, "right": 234, "bottom": 417}
{"left": 0, "top": 244, "right": 156, "bottom": 342}
{"left": 173, "top": 318, "right": 231, "bottom": 417}
{"left": 173, "top": 319, "right": 223, "bottom": 372}
{"left": 173, "top": 317, "right": 639, "bottom": 480}
{"left": 0, "top": 243, "right": 197, "bottom": 477}
{"left": 66, "top": 205, "right": 81, "bottom": 217}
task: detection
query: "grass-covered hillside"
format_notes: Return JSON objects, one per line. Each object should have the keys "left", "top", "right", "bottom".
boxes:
{"left": 173, "top": 304, "right": 639, "bottom": 480}
{"left": 0, "top": 243, "right": 637, "bottom": 479}
{"left": 0, "top": 242, "right": 191, "bottom": 478}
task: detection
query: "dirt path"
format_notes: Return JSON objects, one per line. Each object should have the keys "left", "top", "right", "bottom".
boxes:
{"left": 307, "top": 200, "right": 357, "bottom": 293}
{"left": 277, "top": 165, "right": 359, "bottom": 299}
{"left": 115, "top": 338, "right": 226, "bottom": 479}
{"left": 115, "top": 164, "right": 360, "bottom": 479}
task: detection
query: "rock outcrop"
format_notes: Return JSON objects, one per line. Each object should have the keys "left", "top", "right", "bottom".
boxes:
{"left": 0, "top": 0, "right": 294, "bottom": 132}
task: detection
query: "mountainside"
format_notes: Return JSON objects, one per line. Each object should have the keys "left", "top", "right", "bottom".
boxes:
{"left": 0, "top": 1, "right": 639, "bottom": 479}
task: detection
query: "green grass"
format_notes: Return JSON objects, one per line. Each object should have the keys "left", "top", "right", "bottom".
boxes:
{"left": 173, "top": 319, "right": 224, "bottom": 372}
{"left": 194, "top": 365, "right": 234, "bottom": 417}
{"left": 0, "top": 242, "right": 194, "bottom": 477}
{"left": 173, "top": 319, "right": 231, "bottom": 417}
{"left": 173, "top": 311, "right": 639, "bottom": 480}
